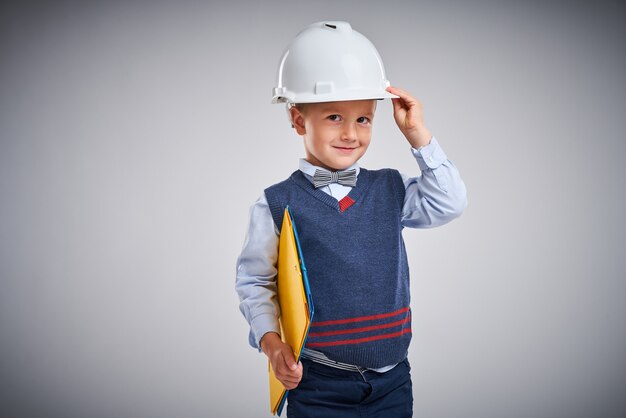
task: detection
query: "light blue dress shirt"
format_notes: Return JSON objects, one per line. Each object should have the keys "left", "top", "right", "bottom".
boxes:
{"left": 235, "top": 136, "right": 467, "bottom": 366}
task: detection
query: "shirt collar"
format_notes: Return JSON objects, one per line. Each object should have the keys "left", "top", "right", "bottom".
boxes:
{"left": 298, "top": 159, "right": 361, "bottom": 182}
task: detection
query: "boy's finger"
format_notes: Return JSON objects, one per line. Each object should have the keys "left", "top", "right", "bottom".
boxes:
{"left": 281, "top": 348, "right": 298, "bottom": 370}
{"left": 279, "top": 372, "right": 301, "bottom": 383}
{"left": 276, "top": 362, "right": 302, "bottom": 385}
{"left": 295, "top": 361, "right": 303, "bottom": 377}
{"left": 388, "top": 86, "right": 417, "bottom": 106}
{"left": 391, "top": 96, "right": 408, "bottom": 111}
{"left": 390, "top": 98, "right": 401, "bottom": 112}
{"left": 387, "top": 86, "right": 410, "bottom": 98}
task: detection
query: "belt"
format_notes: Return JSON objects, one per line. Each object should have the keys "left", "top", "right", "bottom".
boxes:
{"left": 300, "top": 348, "right": 366, "bottom": 372}
{"left": 300, "top": 348, "right": 401, "bottom": 374}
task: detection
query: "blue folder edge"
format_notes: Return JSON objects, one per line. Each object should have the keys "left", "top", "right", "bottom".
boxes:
{"left": 277, "top": 206, "right": 315, "bottom": 416}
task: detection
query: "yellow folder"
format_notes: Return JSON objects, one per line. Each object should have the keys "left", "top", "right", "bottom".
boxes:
{"left": 269, "top": 207, "right": 314, "bottom": 416}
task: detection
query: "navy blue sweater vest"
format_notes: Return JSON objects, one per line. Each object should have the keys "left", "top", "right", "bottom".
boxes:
{"left": 265, "top": 168, "right": 412, "bottom": 369}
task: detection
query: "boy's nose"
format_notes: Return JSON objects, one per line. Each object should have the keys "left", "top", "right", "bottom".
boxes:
{"left": 341, "top": 123, "right": 358, "bottom": 141}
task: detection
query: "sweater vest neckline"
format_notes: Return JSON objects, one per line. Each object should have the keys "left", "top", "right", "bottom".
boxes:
{"left": 289, "top": 168, "right": 371, "bottom": 213}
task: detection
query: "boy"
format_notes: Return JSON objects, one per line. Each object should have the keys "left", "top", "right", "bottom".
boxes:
{"left": 236, "top": 21, "right": 467, "bottom": 417}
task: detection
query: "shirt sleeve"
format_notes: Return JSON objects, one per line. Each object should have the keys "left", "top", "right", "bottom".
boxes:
{"left": 235, "top": 193, "right": 281, "bottom": 350}
{"left": 401, "top": 136, "right": 468, "bottom": 228}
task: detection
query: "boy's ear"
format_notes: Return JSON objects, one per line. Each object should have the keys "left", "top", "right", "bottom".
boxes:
{"left": 289, "top": 107, "right": 306, "bottom": 135}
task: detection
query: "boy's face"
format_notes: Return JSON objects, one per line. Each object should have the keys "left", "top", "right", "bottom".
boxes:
{"left": 290, "top": 99, "right": 377, "bottom": 171}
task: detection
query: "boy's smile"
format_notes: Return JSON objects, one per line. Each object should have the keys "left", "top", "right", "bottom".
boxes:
{"left": 290, "top": 100, "right": 377, "bottom": 171}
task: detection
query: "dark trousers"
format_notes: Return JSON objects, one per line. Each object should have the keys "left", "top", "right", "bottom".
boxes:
{"left": 286, "top": 358, "right": 413, "bottom": 418}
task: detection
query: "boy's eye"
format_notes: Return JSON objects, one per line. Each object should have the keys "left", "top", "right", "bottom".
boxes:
{"left": 357, "top": 117, "right": 371, "bottom": 124}
{"left": 328, "top": 114, "right": 341, "bottom": 121}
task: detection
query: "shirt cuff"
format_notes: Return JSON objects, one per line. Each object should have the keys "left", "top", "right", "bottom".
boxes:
{"left": 251, "top": 312, "right": 281, "bottom": 350}
{"left": 411, "top": 136, "right": 448, "bottom": 171}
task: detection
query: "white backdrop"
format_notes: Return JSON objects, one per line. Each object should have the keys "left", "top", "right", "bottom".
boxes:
{"left": 1, "top": 1, "right": 625, "bottom": 417}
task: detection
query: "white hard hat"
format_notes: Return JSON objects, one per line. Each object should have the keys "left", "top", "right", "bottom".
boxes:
{"left": 272, "top": 21, "right": 398, "bottom": 105}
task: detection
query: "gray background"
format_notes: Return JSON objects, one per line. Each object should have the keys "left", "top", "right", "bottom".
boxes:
{"left": 1, "top": 0, "right": 625, "bottom": 417}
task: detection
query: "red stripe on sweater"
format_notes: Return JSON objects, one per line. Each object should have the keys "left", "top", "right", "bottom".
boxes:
{"left": 307, "top": 327, "right": 412, "bottom": 348}
{"left": 339, "top": 196, "right": 355, "bottom": 212}
{"left": 308, "top": 316, "right": 410, "bottom": 337}
{"left": 312, "top": 307, "right": 410, "bottom": 327}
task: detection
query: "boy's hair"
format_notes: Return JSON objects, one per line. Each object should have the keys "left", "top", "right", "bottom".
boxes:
{"left": 290, "top": 103, "right": 310, "bottom": 115}
{"left": 291, "top": 100, "right": 378, "bottom": 117}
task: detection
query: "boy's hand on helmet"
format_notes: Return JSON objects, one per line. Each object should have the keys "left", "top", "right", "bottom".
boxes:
{"left": 387, "top": 86, "right": 433, "bottom": 149}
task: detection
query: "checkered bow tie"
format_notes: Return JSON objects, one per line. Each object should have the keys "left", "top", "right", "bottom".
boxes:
{"left": 312, "top": 168, "right": 357, "bottom": 188}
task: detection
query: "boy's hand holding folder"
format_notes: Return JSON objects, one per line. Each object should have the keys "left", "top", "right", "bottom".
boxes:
{"left": 266, "top": 207, "right": 314, "bottom": 416}
{"left": 260, "top": 332, "right": 303, "bottom": 390}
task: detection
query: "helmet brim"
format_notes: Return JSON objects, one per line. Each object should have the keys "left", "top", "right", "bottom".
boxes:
{"left": 272, "top": 89, "right": 399, "bottom": 104}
